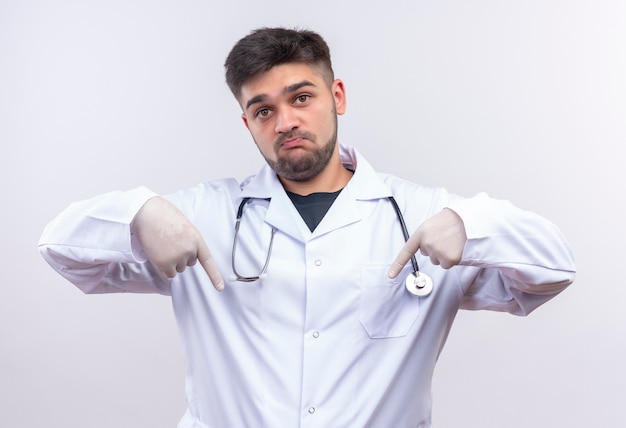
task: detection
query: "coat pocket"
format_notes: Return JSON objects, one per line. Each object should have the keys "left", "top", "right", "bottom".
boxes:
{"left": 359, "top": 264, "right": 420, "bottom": 338}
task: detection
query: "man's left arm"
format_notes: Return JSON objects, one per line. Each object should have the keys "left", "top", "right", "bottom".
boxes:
{"left": 389, "top": 192, "right": 576, "bottom": 315}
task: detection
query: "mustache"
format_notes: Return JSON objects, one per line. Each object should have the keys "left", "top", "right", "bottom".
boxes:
{"left": 274, "top": 130, "right": 316, "bottom": 149}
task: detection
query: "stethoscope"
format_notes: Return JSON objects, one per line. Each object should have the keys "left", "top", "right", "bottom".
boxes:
{"left": 231, "top": 196, "right": 434, "bottom": 297}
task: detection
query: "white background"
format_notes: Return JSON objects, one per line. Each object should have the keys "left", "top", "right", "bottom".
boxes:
{"left": 1, "top": 0, "right": 624, "bottom": 426}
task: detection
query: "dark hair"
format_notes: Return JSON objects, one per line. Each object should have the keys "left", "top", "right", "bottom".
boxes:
{"left": 224, "top": 27, "right": 334, "bottom": 99}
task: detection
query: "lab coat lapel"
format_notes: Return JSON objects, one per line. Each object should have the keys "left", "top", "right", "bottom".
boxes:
{"left": 240, "top": 163, "right": 310, "bottom": 242}
{"left": 309, "top": 187, "right": 361, "bottom": 238}
{"left": 265, "top": 191, "right": 311, "bottom": 242}
{"left": 312, "top": 146, "right": 393, "bottom": 238}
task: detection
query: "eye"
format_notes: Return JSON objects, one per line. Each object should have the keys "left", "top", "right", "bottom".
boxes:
{"left": 295, "top": 94, "right": 310, "bottom": 104}
{"left": 255, "top": 108, "right": 271, "bottom": 119}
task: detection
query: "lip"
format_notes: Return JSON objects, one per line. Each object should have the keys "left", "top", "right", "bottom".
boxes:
{"left": 280, "top": 137, "right": 305, "bottom": 150}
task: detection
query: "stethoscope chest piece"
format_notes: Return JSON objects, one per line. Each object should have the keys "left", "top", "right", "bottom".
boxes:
{"left": 405, "top": 272, "right": 433, "bottom": 297}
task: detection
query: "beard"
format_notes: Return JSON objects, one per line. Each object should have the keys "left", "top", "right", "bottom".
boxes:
{"left": 264, "top": 115, "right": 338, "bottom": 182}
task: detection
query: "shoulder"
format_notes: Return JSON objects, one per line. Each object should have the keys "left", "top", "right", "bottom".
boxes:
{"left": 378, "top": 172, "right": 462, "bottom": 209}
{"left": 163, "top": 177, "right": 245, "bottom": 219}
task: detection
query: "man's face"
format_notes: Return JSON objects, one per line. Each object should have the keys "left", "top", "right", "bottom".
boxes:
{"left": 239, "top": 62, "right": 346, "bottom": 182}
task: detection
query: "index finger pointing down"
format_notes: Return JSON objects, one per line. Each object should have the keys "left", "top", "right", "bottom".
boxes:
{"left": 197, "top": 242, "right": 225, "bottom": 291}
{"left": 388, "top": 233, "right": 421, "bottom": 279}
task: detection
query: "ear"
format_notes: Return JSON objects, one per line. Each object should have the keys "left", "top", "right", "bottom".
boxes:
{"left": 332, "top": 79, "right": 347, "bottom": 115}
{"left": 241, "top": 113, "right": 249, "bottom": 130}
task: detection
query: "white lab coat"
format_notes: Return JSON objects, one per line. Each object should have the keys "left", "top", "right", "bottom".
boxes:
{"left": 39, "top": 145, "right": 576, "bottom": 427}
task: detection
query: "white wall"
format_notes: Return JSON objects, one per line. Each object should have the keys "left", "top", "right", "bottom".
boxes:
{"left": 1, "top": 0, "right": 624, "bottom": 426}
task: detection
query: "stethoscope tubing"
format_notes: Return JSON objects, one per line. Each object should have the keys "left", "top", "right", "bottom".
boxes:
{"left": 231, "top": 195, "right": 431, "bottom": 296}
{"left": 387, "top": 196, "right": 421, "bottom": 274}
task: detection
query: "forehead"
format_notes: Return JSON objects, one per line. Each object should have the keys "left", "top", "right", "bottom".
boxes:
{"left": 239, "top": 63, "right": 327, "bottom": 107}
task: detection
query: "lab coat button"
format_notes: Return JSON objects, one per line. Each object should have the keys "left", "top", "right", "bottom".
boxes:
{"left": 312, "top": 331, "right": 320, "bottom": 338}
{"left": 314, "top": 259, "right": 322, "bottom": 266}
{"left": 308, "top": 407, "right": 316, "bottom": 414}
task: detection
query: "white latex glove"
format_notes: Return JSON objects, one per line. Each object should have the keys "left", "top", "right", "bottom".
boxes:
{"left": 388, "top": 208, "right": 467, "bottom": 279}
{"left": 130, "top": 196, "right": 224, "bottom": 291}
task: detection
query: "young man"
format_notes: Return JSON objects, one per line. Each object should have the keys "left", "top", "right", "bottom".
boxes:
{"left": 39, "top": 28, "right": 576, "bottom": 427}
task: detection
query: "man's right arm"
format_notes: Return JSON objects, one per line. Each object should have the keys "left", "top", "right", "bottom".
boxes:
{"left": 38, "top": 187, "right": 223, "bottom": 294}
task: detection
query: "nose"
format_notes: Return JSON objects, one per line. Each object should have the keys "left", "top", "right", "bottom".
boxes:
{"left": 274, "top": 107, "right": 299, "bottom": 133}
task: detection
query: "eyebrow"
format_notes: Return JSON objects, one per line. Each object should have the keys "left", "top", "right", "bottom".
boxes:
{"left": 245, "top": 80, "right": 316, "bottom": 110}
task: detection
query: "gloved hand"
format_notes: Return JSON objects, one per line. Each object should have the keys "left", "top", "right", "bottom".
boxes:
{"left": 130, "top": 196, "right": 224, "bottom": 291}
{"left": 388, "top": 208, "right": 467, "bottom": 279}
